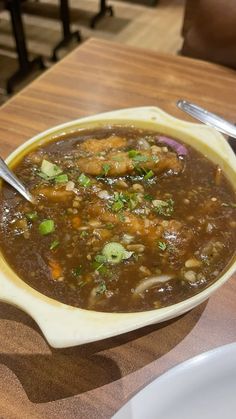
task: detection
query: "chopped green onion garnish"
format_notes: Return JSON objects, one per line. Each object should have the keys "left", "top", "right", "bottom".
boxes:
{"left": 55, "top": 174, "right": 69, "bottom": 184}
{"left": 26, "top": 211, "right": 38, "bottom": 221}
{"left": 112, "top": 200, "right": 124, "bottom": 212}
{"left": 38, "top": 219, "right": 55, "bottom": 235}
{"left": 144, "top": 170, "right": 154, "bottom": 180}
{"left": 102, "top": 163, "right": 110, "bottom": 176}
{"left": 50, "top": 239, "right": 60, "bottom": 250}
{"left": 128, "top": 150, "right": 139, "bottom": 158}
{"left": 134, "top": 166, "right": 146, "bottom": 175}
{"left": 80, "top": 230, "right": 89, "bottom": 238}
{"left": 78, "top": 173, "right": 91, "bottom": 187}
{"left": 102, "top": 242, "right": 133, "bottom": 264}
{"left": 40, "top": 159, "right": 62, "bottom": 178}
{"left": 95, "top": 254, "right": 107, "bottom": 264}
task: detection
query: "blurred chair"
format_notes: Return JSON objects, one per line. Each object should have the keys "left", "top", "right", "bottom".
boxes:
{"left": 20, "top": 0, "right": 113, "bottom": 59}
{"left": 91, "top": 0, "right": 113, "bottom": 28}
{"left": 1, "top": 0, "right": 45, "bottom": 94}
{"left": 51, "top": 0, "right": 81, "bottom": 61}
{"left": 181, "top": 0, "right": 236, "bottom": 69}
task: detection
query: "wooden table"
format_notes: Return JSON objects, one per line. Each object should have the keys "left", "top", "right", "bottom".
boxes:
{"left": 0, "top": 38, "right": 236, "bottom": 419}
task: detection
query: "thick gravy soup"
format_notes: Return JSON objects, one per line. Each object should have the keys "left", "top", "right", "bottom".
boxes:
{"left": 0, "top": 127, "right": 235, "bottom": 312}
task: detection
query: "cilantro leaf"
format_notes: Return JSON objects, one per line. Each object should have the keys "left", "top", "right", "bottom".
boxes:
{"left": 158, "top": 241, "right": 167, "bottom": 251}
{"left": 96, "top": 281, "right": 107, "bottom": 295}
{"left": 153, "top": 199, "right": 174, "bottom": 217}
{"left": 102, "top": 163, "right": 111, "bottom": 176}
{"left": 132, "top": 154, "right": 149, "bottom": 163}
{"left": 144, "top": 194, "right": 154, "bottom": 201}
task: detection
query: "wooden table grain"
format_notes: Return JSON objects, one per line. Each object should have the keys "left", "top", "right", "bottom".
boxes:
{"left": 0, "top": 38, "right": 236, "bottom": 419}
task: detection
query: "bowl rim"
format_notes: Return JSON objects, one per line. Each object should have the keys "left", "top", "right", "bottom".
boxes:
{"left": 1, "top": 105, "right": 236, "bottom": 348}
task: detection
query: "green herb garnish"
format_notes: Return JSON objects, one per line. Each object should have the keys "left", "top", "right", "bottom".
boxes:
{"left": 158, "top": 241, "right": 167, "bottom": 251}
{"left": 95, "top": 254, "right": 107, "bottom": 264}
{"left": 118, "top": 212, "right": 125, "bottom": 222}
{"left": 128, "top": 150, "right": 149, "bottom": 168}
{"left": 110, "top": 191, "right": 138, "bottom": 212}
{"left": 110, "top": 192, "right": 125, "bottom": 212}
{"left": 144, "top": 170, "right": 154, "bottom": 180}
{"left": 55, "top": 174, "right": 68, "bottom": 184}
{"left": 127, "top": 193, "right": 138, "bottom": 210}
{"left": 50, "top": 239, "right": 60, "bottom": 250}
{"left": 39, "top": 159, "right": 62, "bottom": 180}
{"left": 72, "top": 266, "right": 82, "bottom": 276}
{"left": 80, "top": 230, "right": 89, "bottom": 238}
{"left": 152, "top": 155, "right": 159, "bottom": 163}
{"left": 37, "top": 172, "right": 51, "bottom": 180}
{"left": 132, "top": 154, "right": 149, "bottom": 163}
{"left": 144, "top": 194, "right": 153, "bottom": 201}
{"left": 78, "top": 173, "right": 91, "bottom": 187}
{"left": 128, "top": 150, "right": 139, "bottom": 158}
{"left": 102, "top": 242, "right": 133, "bottom": 264}
{"left": 26, "top": 211, "right": 38, "bottom": 221}
{"left": 92, "top": 256, "right": 108, "bottom": 275}
{"left": 112, "top": 200, "right": 124, "bottom": 212}
{"left": 102, "top": 163, "right": 111, "bottom": 176}
{"left": 153, "top": 199, "right": 174, "bottom": 217}
{"left": 96, "top": 281, "right": 107, "bottom": 295}
{"left": 106, "top": 223, "right": 115, "bottom": 229}
{"left": 38, "top": 219, "right": 55, "bottom": 235}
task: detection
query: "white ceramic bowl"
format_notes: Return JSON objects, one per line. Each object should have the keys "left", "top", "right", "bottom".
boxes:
{"left": 0, "top": 106, "right": 236, "bottom": 348}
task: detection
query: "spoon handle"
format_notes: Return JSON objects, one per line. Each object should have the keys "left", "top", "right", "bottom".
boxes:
{"left": 0, "top": 157, "right": 34, "bottom": 203}
{"left": 177, "top": 100, "right": 236, "bottom": 140}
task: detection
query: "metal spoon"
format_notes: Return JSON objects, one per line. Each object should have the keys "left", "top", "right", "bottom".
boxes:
{"left": 177, "top": 99, "right": 236, "bottom": 140}
{"left": 0, "top": 157, "right": 35, "bottom": 203}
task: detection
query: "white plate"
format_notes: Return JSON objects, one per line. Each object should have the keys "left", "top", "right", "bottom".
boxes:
{"left": 113, "top": 343, "right": 236, "bottom": 419}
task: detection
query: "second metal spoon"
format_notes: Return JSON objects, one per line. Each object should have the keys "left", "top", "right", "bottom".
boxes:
{"left": 0, "top": 157, "right": 34, "bottom": 203}
{"left": 177, "top": 99, "right": 236, "bottom": 140}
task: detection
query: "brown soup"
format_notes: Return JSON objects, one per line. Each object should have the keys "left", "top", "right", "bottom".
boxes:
{"left": 0, "top": 127, "right": 236, "bottom": 312}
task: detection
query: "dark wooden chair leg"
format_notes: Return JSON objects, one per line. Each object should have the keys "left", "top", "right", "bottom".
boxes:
{"left": 51, "top": 0, "right": 81, "bottom": 62}
{"left": 149, "top": 0, "right": 159, "bottom": 5}
{"left": 5, "top": 0, "right": 45, "bottom": 94}
{"left": 90, "top": 0, "right": 114, "bottom": 29}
